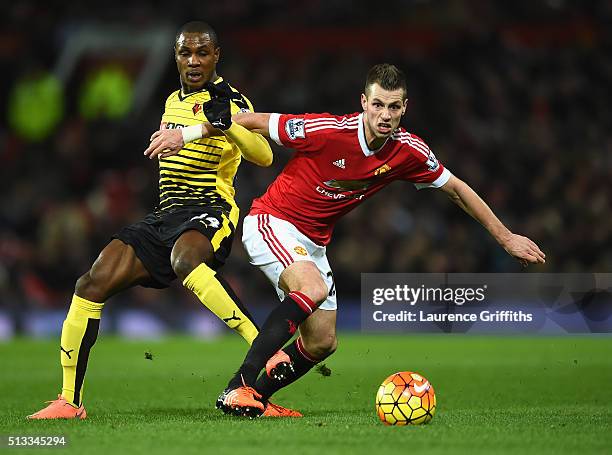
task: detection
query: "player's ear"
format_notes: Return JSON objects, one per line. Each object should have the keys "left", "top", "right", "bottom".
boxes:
{"left": 360, "top": 93, "right": 368, "bottom": 111}
{"left": 214, "top": 46, "right": 220, "bottom": 64}
{"left": 401, "top": 98, "right": 408, "bottom": 116}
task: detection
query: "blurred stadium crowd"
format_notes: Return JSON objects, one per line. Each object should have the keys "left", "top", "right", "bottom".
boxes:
{"left": 1, "top": 1, "right": 610, "bottom": 335}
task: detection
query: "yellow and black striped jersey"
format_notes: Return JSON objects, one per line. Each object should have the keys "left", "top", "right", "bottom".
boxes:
{"left": 157, "top": 77, "right": 252, "bottom": 219}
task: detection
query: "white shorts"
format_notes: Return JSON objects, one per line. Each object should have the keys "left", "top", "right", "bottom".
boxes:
{"left": 242, "top": 213, "right": 337, "bottom": 311}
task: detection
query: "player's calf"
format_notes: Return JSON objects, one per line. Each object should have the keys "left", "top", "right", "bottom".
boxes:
{"left": 300, "top": 332, "right": 337, "bottom": 360}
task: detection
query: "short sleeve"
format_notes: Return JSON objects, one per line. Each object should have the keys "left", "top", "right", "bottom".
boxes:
{"left": 268, "top": 113, "right": 331, "bottom": 152}
{"left": 399, "top": 134, "right": 452, "bottom": 189}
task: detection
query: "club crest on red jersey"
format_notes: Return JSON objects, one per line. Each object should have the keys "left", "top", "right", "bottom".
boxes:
{"left": 374, "top": 164, "right": 392, "bottom": 176}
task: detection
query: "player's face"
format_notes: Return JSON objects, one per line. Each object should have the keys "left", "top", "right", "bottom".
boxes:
{"left": 175, "top": 32, "right": 220, "bottom": 93}
{"left": 361, "top": 83, "right": 407, "bottom": 141}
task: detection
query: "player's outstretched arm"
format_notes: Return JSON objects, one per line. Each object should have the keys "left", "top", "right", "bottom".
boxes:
{"left": 145, "top": 113, "right": 274, "bottom": 163}
{"left": 439, "top": 175, "right": 546, "bottom": 266}
{"left": 231, "top": 112, "right": 272, "bottom": 136}
{"left": 144, "top": 115, "right": 273, "bottom": 166}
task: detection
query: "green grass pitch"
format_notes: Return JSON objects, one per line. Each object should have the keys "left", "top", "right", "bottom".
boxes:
{"left": 1, "top": 334, "right": 611, "bottom": 454}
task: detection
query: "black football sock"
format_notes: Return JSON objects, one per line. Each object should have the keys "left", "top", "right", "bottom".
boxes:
{"left": 227, "top": 291, "right": 316, "bottom": 389}
{"left": 255, "top": 336, "right": 322, "bottom": 402}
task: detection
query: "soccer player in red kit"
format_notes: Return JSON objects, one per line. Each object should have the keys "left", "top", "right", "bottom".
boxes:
{"left": 146, "top": 64, "right": 546, "bottom": 418}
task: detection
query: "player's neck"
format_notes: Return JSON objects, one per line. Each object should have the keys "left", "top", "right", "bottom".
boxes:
{"left": 181, "top": 72, "right": 219, "bottom": 95}
{"left": 363, "top": 117, "right": 388, "bottom": 150}
{"left": 181, "top": 85, "right": 203, "bottom": 95}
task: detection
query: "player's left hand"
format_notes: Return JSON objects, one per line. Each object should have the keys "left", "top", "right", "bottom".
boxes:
{"left": 203, "top": 81, "right": 237, "bottom": 130}
{"left": 500, "top": 233, "right": 546, "bottom": 267}
{"left": 144, "top": 128, "right": 184, "bottom": 160}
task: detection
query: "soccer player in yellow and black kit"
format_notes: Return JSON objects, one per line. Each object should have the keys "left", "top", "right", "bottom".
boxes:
{"left": 28, "top": 21, "right": 300, "bottom": 419}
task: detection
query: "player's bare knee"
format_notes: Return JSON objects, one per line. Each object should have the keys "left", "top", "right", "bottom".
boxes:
{"left": 171, "top": 249, "right": 212, "bottom": 282}
{"left": 171, "top": 253, "right": 198, "bottom": 282}
{"left": 74, "top": 271, "right": 91, "bottom": 295}
{"left": 74, "top": 270, "right": 105, "bottom": 302}
{"left": 296, "top": 280, "right": 329, "bottom": 306}
{"left": 171, "top": 234, "right": 214, "bottom": 281}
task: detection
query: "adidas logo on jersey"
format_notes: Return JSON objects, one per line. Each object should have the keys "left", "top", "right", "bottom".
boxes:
{"left": 332, "top": 159, "right": 346, "bottom": 169}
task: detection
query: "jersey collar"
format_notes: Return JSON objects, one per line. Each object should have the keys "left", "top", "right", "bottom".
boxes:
{"left": 358, "top": 112, "right": 390, "bottom": 157}
{"left": 179, "top": 76, "right": 223, "bottom": 100}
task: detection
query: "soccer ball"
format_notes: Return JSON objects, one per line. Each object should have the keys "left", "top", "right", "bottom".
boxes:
{"left": 375, "top": 371, "right": 436, "bottom": 425}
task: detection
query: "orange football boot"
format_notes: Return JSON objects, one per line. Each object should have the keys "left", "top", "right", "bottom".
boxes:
{"left": 216, "top": 384, "right": 265, "bottom": 418}
{"left": 262, "top": 401, "right": 303, "bottom": 417}
{"left": 27, "top": 395, "right": 87, "bottom": 420}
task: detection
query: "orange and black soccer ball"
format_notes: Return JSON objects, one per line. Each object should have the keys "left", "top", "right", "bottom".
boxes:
{"left": 375, "top": 371, "right": 436, "bottom": 425}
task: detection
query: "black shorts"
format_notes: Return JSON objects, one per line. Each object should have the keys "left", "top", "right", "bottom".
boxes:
{"left": 113, "top": 205, "right": 236, "bottom": 288}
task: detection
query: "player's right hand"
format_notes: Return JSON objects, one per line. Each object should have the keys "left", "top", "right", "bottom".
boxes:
{"left": 144, "top": 128, "right": 184, "bottom": 160}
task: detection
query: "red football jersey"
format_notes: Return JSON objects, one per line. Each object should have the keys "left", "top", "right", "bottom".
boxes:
{"left": 250, "top": 112, "right": 451, "bottom": 245}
